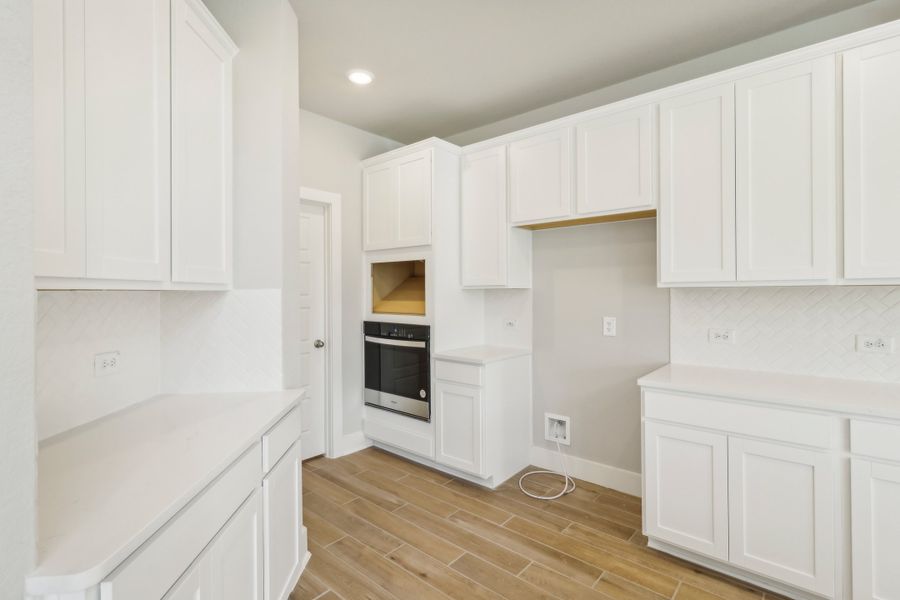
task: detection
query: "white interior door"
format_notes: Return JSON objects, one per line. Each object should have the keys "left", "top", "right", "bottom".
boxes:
{"left": 299, "top": 203, "right": 327, "bottom": 460}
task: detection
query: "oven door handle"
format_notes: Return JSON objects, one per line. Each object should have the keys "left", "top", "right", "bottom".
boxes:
{"left": 365, "top": 335, "right": 427, "bottom": 349}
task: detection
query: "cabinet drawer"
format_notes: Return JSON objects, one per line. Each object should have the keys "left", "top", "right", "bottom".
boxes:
{"left": 263, "top": 406, "right": 302, "bottom": 474}
{"left": 435, "top": 360, "right": 482, "bottom": 386}
{"left": 851, "top": 419, "right": 900, "bottom": 462}
{"left": 643, "top": 390, "right": 838, "bottom": 449}
{"left": 100, "top": 444, "right": 261, "bottom": 600}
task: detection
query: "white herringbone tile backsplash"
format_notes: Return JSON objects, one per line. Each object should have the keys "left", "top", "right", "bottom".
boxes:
{"left": 671, "top": 286, "right": 900, "bottom": 382}
{"left": 161, "top": 290, "right": 283, "bottom": 393}
{"left": 36, "top": 291, "right": 161, "bottom": 440}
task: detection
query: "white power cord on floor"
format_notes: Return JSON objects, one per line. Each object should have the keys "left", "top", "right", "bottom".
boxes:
{"left": 518, "top": 421, "right": 576, "bottom": 500}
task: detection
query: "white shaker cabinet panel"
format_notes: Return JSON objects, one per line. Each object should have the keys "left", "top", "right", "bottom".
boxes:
{"left": 658, "top": 84, "right": 736, "bottom": 284}
{"left": 843, "top": 37, "right": 900, "bottom": 281}
{"left": 735, "top": 57, "right": 836, "bottom": 282}
{"left": 576, "top": 105, "right": 655, "bottom": 216}
{"left": 33, "top": 0, "right": 86, "bottom": 277}
{"left": 509, "top": 128, "right": 573, "bottom": 224}
{"left": 363, "top": 149, "right": 432, "bottom": 251}
{"left": 83, "top": 0, "right": 172, "bottom": 282}
{"left": 643, "top": 421, "right": 729, "bottom": 560}
{"left": 460, "top": 146, "right": 532, "bottom": 288}
{"left": 263, "top": 442, "right": 303, "bottom": 600}
{"left": 852, "top": 459, "right": 900, "bottom": 600}
{"left": 164, "top": 560, "right": 207, "bottom": 600}
{"left": 210, "top": 491, "right": 263, "bottom": 600}
{"left": 728, "top": 437, "right": 836, "bottom": 597}
{"left": 434, "top": 381, "right": 484, "bottom": 477}
{"left": 171, "top": 0, "right": 236, "bottom": 285}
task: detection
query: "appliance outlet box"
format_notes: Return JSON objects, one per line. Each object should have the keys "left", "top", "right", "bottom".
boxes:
{"left": 544, "top": 413, "right": 571, "bottom": 446}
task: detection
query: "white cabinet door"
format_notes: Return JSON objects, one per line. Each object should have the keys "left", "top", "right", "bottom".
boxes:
{"left": 576, "top": 105, "right": 654, "bottom": 215}
{"left": 843, "top": 37, "right": 900, "bottom": 281}
{"left": 171, "top": 0, "right": 236, "bottom": 285}
{"left": 210, "top": 491, "right": 263, "bottom": 600}
{"left": 82, "top": 0, "right": 172, "bottom": 281}
{"left": 728, "top": 437, "right": 835, "bottom": 596}
{"left": 735, "top": 57, "right": 835, "bottom": 282}
{"left": 395, "top": 150, "right": 432, "bottom": 248}
{"left": 165, "top": 560, "right": 207, "bottom": 600}
{"left": 263, "top": 442, "right": 302, "bottom": 600}
{"left": 33, "top": 0, "right": 86, "bottom": 277}
{"left": 643, "top": 421, "right": 728, "bottom": 559}
{"left": 658, "top": 84, "right": 736, "bottom": 284}
{"left": 852, "top": 459, "right": 900, "bottom": 600}
{"left": 363, "top": 150, "right": 432, "bottom": 251}
{"left": 509, "top": 128, "right": 573, "bottom": 223}
{"left": 435, "top": 382, "right": 484, "bottom": 477}
{"left": 461, "top": 146, "right": 508, "bottom": 287}
{"left": 363, "top": 163, "right": 395, "bottom": 250}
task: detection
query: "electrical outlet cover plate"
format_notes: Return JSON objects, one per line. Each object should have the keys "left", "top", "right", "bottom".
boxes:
{"left": 602, "top": 316, "right": 617, "bottom": 337}
{"left": 94, "top": 351, "right": 120, "bottom": 377}
{"left": 708, "top": 328, "right": 736, "bottom": 345}
{"left": 544, "top": 412, "right": 571, "bottom": 446}
{"left": 856, "top": 334, "right": 895, "bottom": 354}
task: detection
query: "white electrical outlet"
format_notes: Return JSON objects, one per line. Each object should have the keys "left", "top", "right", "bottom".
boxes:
{"left": 602, "top": 316, "right": 617, "bottom": 337}
{"left": 856, "top": 334, "right": 895, "bottom": 354}
{"left": 708, "top": 328, "right": 736, "bottom": 345}
{"left": 544, "top": 413, "right": 571, "bottom": 446}
{"left": 505, "top": 319, "right": 518, "bottom": 329}
{"left": 94, "top": 351, "right": 120, "bottom": 377}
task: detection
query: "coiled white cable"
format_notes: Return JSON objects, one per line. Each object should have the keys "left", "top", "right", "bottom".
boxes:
{"left": 518, "top": 421, "right": 576, "bottom": 500}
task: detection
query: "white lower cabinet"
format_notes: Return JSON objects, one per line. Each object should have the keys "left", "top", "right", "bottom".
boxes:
{"left": 643, "top": 422, "right": 728, "bottom": 560}
{"left": 852, "top": 459, "right": 900, "bottom": 600}
{"left": 435, "top": 381, "right": 484, "bottom": 476}
{"left": 166, "top": 562, "right": 205, "bottom": 600}
{"left": 263, "top": 442, "right": 304, "bottom": 600}
{"left": 728, "top": 438, "right": 835, "bottom": 597}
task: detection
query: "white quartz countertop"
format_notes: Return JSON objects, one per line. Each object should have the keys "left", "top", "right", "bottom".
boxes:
{"left": 434, "top": 345, "right": 531, "bottom": 365}
{"left": 26, "top": 390, "right": 303, "bottom": 596}
{"left": 639, "top": 364, "right": 900, "bottom": 419}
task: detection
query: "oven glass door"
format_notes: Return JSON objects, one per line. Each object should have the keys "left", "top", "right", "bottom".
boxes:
{"left": 364, "top": 336, "right": 430, "bottom": 420}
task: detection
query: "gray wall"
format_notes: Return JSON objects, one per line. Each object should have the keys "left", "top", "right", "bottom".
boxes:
{"left": 532, "top": 220, "right": 668, "bottom": 474}
{"left": 448, "top": 0, "right": 900, "bottom": 145}
{"left": 0, "top": 0, "right": 36, "bottom": 596}
{"left": 298, "top": 110, "right": 402, "bottom": 436}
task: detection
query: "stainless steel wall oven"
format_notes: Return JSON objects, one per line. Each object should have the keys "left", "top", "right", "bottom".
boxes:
{"left": 363, "top": 321, "right": 431, "bottom": 421}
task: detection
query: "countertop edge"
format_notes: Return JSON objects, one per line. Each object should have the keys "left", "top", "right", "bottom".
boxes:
{"left": 433, "top": 345, "right": 532, "bottom": 365}
{"left": 26, "top": 390, "right": 304, "bottom": 596}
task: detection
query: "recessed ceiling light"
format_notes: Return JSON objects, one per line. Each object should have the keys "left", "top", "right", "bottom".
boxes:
{"left": 347, "top": 69, "right": 374, "bottom": 86}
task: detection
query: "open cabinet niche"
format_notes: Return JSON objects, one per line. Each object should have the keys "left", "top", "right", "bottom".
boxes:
{"left": 371, "top": 260, "right": 426, "bottom": 316}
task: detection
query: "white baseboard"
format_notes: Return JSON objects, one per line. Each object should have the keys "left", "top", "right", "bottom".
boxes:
{"left": 529, "top": 445, "right": 642, "bottom": 497}
{"left": 333, "top": 430, "right": 372, "bottom": 458}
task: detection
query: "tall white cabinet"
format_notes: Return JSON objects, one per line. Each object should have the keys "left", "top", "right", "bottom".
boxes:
{"left": 33, "top": 0, "right": 236, "bottom": 288}
{"left": 843, "top": 36, "right": 900, "bottom": 282}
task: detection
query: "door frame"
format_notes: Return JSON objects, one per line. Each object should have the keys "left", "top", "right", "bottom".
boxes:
{"left": 299, "top": 186, "right": 342, "bottom": 458}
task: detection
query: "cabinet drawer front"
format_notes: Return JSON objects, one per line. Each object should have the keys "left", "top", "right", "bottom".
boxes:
{"left": 643, "top": 390, "right": 837, "bottom": 448}
{"left": 851, "top": 419, "right": 900, "bottom": 462}
{"left": 435, "top": 360, "right": 483, "bottom": 386}
{"left": 263, "top": 406, "right": 302, "bottom": 474}
{"left": 100, "top": 444, "right": 261, "bottom": 600}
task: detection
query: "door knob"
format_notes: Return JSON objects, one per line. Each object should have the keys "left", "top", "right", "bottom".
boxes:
{"left": 314, "top": 339, "right": 325, "bottom": 349}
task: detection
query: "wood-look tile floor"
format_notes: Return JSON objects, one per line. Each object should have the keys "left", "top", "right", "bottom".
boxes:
{"left": 292, "top": 448, "right": 786, "bottom": 600}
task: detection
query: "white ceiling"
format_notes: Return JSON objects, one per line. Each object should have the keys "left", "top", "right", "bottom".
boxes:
{"left": 293, "top": 0, "right": 869, "bottom": 143}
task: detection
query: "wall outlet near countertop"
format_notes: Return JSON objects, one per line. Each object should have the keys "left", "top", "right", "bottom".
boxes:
{"left": 856, "top": 334, "right": 895, "bottom": 354}
{"left": 708, "top": 328, "right": 736, "bottom": 345}
{"left": 602, "top": 316, "right": 617, "bottom": 337}
{"left": 94, "top": 351, "right": 121, "bottom": 377}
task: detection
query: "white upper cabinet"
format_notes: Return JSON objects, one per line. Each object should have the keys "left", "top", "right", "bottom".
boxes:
{"left": 575, "top": 105, "right": 655, "bottom": 216}
{"left": 735, "top": 57, "right": 836, "bottom": 283}
{"left": 658, "top": 84, "right": 736, "bottom": 284}
{"left": 363, "top": 148, "right": 432, "bottom": 250}
{"left": 171, "top": 0, "right": 237, "bottom": 285}
{"left": 33, "top": 0, "right": 235, "bottom": 288}
{"left": 509, "top": 128, "right": 573, "bottom": 224}
{"left": 460, "top": 146, "right": 532, "bottom": 288}
{"left": 843, "top": 36, "right": 900, "bottom": 281}
{"left": 83, "top": 0, "right": 172, "bottom": 282}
